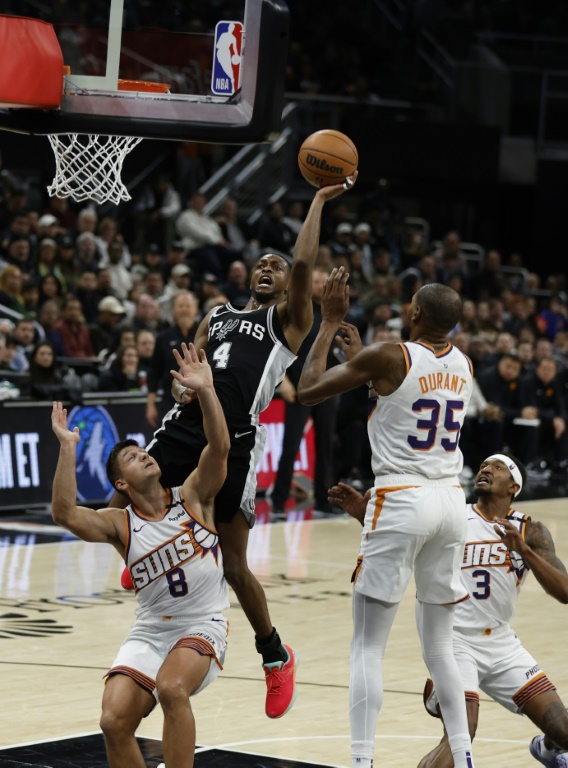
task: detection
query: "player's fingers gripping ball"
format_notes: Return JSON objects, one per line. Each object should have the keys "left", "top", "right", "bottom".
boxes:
{"left": 298, "top": 129, "right": 358, "bottom": 188}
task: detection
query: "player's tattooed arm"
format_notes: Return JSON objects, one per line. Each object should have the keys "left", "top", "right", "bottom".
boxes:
{"left": 524, "top": 519, "right": 568, "bottom": 603}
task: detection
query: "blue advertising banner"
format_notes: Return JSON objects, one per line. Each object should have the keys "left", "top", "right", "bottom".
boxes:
{"left": 0, "top": 395, "right": 313, "bottom": 512}
{"left": 0, "top": 396, "right": 153, "bottom": 510}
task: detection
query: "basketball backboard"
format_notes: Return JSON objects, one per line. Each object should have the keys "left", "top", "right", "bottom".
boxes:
{"left": 0, "top": 0, "right": 289, "bottom": 143}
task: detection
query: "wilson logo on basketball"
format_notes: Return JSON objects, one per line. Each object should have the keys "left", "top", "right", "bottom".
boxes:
{"left": 305, "top": 153, "right": 344, "bottom": 175}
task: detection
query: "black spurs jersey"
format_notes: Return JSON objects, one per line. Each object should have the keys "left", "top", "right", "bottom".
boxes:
{"left": 206, "top": 302, "right": 296, "bottom": 421}
{"left": 155, "top": 302, "right": 297, "bottom": 443}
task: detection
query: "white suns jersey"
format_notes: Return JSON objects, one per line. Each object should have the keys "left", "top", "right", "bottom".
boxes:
{"left": 454, "top": 504, "right": 531, "bottom": 631}
{"left": 124, "top": 486, "right": 229, "bottom": 621}
{"left": 369, "top": 341, "right": 474, "bottom": 482}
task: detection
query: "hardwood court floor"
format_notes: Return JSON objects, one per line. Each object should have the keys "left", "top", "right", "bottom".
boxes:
{"left": 0, "top": 497, "right": 567, "bottom": 767}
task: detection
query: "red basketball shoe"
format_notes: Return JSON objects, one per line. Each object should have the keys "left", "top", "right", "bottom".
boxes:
{"left": 263, "top": 644, "right": 298, "bottom": 718}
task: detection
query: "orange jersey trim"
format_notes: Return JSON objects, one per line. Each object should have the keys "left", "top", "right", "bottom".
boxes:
{"left": 465, "top": 691, "right": 480, "bottom": 704}
{"left": 105, "top": 665, "right": 156, "bottom": 695}
{"left": 180, "top": 497, "right": 219, "bottom": 534}
{"left": 371, "top": 485, "right": 418, "bottom": 530}
{"left": 351, "top": 555, "right": 363, "bottom": 586}
{"left": 415, "top": 340, "right": 453, "bottom": 357}
{"left": 174, "top": 635, "right": 223, "bottom": 670}
{"left": 123, "top": 508, "right": 131, "bottom": 560}
{"left": 398, "top": 342, "right": 411, "bottom": 374}
{"left": 471, "top": 503, "right": 514, "bottom": 523}
{"left": 131, "top": 487, "right": 172, "bottom": 522}
{"left": 513, "top": 673, "right": 555, "bottom": 708}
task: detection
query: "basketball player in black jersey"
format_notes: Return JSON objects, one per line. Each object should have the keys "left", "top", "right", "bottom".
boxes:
{"left": 114, "top": 173, "right": 358, "bottom": 718}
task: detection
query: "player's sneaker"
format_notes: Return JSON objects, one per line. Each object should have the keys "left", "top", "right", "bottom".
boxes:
{"left": 530, "top": 735, "right": 568, "bottom": 767}
{"left": 263, "top": 644, "right": 298, "bottom": 718}
{"left": 423, "top": 678, "right": 441, "bottom": 718}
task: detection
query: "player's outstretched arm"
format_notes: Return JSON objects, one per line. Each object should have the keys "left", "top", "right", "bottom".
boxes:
{"left": 173, "top": 344, "right": 230, "bottom": 506}
{"left": 284, "top": 172, "right": 358, "bottom": 347}
{"left": 51, "top": 402, "right": 122, "bottom": 544}
{"left": 298, "top": 267, "right": 402, "bottom": 404}
{"left": 495, "top": 517, "right": 568, "bottom": 603}
{"left": 170, "top": 311, "right": 214, "bottom": 405}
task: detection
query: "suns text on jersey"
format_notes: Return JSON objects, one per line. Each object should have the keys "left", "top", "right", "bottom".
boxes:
{"left": 131, "top": 533, "right": 204, "bottom": 589}
{"left": 418, "top": 372, "right": 468, "bottom": 394}
{"left": 462, "top": 540, "right": 509, "bottom": 568}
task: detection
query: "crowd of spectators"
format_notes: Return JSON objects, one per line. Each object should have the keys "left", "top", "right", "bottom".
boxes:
{"left": 1, "top": 161, "right": 568, "bottom": 487}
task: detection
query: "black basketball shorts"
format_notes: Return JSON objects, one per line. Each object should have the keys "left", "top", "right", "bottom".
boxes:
{"left": 147, "top": 418, "right": 263, "bottom": 528}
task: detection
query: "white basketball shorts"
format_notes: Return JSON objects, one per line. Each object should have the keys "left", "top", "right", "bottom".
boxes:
{"left": 353, "top": 483, "right": 468, "bottom": 605}
{"left": 452, "top": 625, "right": 556, "bottom": 713}
{"left": 107, "top": 613, "right": 229, "bottom": 702}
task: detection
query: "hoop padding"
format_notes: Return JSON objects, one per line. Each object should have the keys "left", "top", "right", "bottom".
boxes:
{"left": 47, "top": 134, "right": 143, "bottom": 205}
{"left": 117, "top": 80, "right": 171, "bottom": 93}
{"left": 0, "top": 15, "right": 63, "bottom": 109}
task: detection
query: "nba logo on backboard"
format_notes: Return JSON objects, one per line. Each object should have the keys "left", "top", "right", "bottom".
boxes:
{"left": 212, "top": 21, "right": 243, "bottom": 96}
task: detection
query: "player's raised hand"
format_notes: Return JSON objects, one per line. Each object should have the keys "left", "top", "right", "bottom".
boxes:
{"left": 321, "top": 266, "right": 350, "bottom": 325}
{"left": 316, "top": 170, "right": 358, "bottom": 202}
{"left": 171, "top": 343, "right": 213, "bottom": 393}
{"left": 51, "top": 401, "right": 80, "bottom": 444}
{"left": 336, "top": 321, "right": 363, "bottom": 361}
{"left": 171, "top": 377, "right": 197, "bottom": 405}
{"left": 494, "top": 517, "right": 527, "bottom": 554}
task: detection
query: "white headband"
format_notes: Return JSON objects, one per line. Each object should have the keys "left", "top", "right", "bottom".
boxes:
{"left": 485, "top": 454, "right": 523, "bottom": 498}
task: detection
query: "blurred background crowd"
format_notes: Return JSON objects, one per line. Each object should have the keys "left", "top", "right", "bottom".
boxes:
{"left": 1, "top": 0, "right": 568, "bottom": 506}
{"left": 1, "top": 178, "right": 567, "bottom": 493}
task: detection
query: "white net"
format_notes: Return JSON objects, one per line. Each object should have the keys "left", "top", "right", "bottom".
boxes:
{"left": 47, "top": 134, "right": 143, "bottom": 205}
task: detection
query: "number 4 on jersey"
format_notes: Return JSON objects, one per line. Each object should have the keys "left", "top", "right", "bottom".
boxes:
{"left": 212, "top": 342, "right": 232, "bottom": 368}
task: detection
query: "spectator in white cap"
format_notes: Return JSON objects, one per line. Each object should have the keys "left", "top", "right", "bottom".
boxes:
{"left": 330, "top": 221, "right": 355, "bottom": 258}
{"left": 37, "top": 214, "right": 61, "bottom": 241}
{"left": 158, "top": 263, "right": 193, "bottom": 324}
{"left": 89, "top": 295, "right": 127, "bottom": 358}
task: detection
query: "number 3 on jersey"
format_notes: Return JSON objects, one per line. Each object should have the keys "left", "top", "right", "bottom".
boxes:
{"left": 408, "top": 398, "right": 464, "bottom": 451}
{"left": 212, "top": 342, "right": 232, "bottom": 368}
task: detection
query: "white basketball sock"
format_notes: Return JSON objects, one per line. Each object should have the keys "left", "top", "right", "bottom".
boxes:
{"left": 349, "top": 592, "right": 400, "bottom": 764}
{"left": 416, "top": 600, "right": 475, "bottom": 768}
{"left": 352, "top": 758, "right": 373, "bottom": 768}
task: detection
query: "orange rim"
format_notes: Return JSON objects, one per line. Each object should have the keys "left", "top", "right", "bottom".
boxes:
{"left": 117, "top": 79, "right": 170, "bottom": 93}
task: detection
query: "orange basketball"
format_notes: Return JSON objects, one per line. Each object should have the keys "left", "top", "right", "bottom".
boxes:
{"left": 298, "top": 129, "right": 358, "bottom": 188}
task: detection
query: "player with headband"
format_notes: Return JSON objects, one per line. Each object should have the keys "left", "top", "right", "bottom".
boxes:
{"left": 330, "top": 452, "right": 568, "bottom": 768}
{"left": 484, "top": 452, "right": 524, "bottom": 496}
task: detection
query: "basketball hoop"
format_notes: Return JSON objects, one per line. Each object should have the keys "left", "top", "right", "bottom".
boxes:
{"left": 47, "top": 79, "right": 171, "bottom": 205}
{"left": 47, "top": 134, "right": 143, "bottom": 205}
